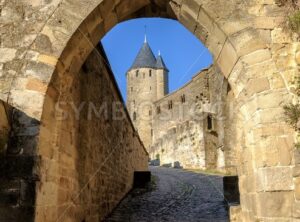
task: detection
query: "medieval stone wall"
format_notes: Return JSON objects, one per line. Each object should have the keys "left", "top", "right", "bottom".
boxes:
{"left": 150, "top": 66, "right": 229, "bottom": 170}
{"left": 0, "top": 45, "right": 148, "bottom": 221}
{"left": 0, "top": 0, "right": 299, "bottom": 221}
{"left": 34, "top": 45, "right": 148, "bottom": 222}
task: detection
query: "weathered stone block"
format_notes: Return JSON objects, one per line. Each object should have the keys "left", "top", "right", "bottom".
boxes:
{"left": 256, "top": 191, "right": 293, "bottom": 217}
{"left": 24, "top": 61, "right": 54, "bottom": 83}
{"left": 26, "top": 78, "right": 48, "bottom": 94}
{"left": 197, "top": 8, "right": 214, "bottom": 33}
{"left": 115, "top": 0, "right": 149, "bottom": 20}
{"left": 241, "top": 49, "right": 271, "bottom": 67}
{"left": 254, "top": 16, "right": 285, "bottom": 29}
{"left": 295, "top": 177, "right": 300, "bottom": 201}
{"left": 99, "top": 0, "right": 117, "bottom": 18}
{"left": 271, "top": 28, "right": 292, "bottom": 43}
{"left": 245, "top": 77, "right": 270, "bottom": 96}
{"left": 277, "top": 137, "right": 293, "bottom": 166}
{"left": 103, "top": 11, "right": 118, "bottom": 32}
{"left": 269, "top": 72, "right": 286, "bottom": 89}
{"left": 181, "top": 0, "right": 201, "bottom": 21}
{"left": 296, "top": 51, "right": 300, "bottom": 65}
{"left": 8, "top": 89, "right": 45, "bottom": 120}
{"left": 256, "top": 167, "right": 293, "bottom": 192}
{"left": 0, "top": 48, "right": 17, "bottom": 63}
{"left": 293, "top": 200, "right": 300, "bottom": 218}
{"left": 229, "top": 28, "right": 267, "bottom": 57}
{"left": 256, "top": 91, "right": 288, "bottom": 110}
{"left": 217, "top": 40, "right": 238, "bottom": 78}
{"left": 229, "top": 205, "right": 242, "bottom": 222}
{"left": 221, "top": 20, "right": 251, "bottom": 36}
{"left": 37, "top": 54, "right": 58, "bottom": 67}
{"left": 294, "top": 166, "right": 300, "bottom": 177}
{"left": 198, "top": 22, "right": 226, "bottom": 59}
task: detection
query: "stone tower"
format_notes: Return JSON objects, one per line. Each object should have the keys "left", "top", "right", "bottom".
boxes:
{"left": 127, "top": 38, "right": 169, "bottom": 150}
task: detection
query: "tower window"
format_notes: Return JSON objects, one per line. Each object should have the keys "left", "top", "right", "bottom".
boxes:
{"left": 143, "top": 73, "right": 145, "bottom": 78}
{"left": 149, "top": 110, "right": 152, "bottom": 116}
{"left": 131, "top": 87, "right": 133, "bottom": 92}
{"left": 207, "top": 115, "right": 213, "bottom": 130}
{"left": 168, "top": 101, "right": 173, "bottom": 110}
{"left": 149, "top": 70, "right": 152, "bottom": 77}
{"left": 136, "top": 70, "right": 139, "bottom": 77}
{"left": 150, "top": 86, "right": 152, "bottom": 91}
{"left": 133, "top": 112, "right": 137, "bottom": 121}
{"left": 181, "top": 94, "right": 186, "bottom": 103}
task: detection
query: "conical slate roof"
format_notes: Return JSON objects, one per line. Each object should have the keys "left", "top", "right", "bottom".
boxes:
{"left": 156, "top": 54, "right": 169, "bottom": 71}
{"left": 129, "top": 42, "right": 157, "bottom": 70}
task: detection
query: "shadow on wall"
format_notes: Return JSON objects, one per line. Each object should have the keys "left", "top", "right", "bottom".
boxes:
{"left": 0, "top": 44, "right": 150, "bottom": 222}
{"left": 0, "top": 100, "right": 40, "bottom": 222}
{"left": 32, "top": 44, "right": 149, "bottom": 221}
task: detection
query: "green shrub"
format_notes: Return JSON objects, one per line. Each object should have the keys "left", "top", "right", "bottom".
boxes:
{"left": 289, "top": 11, "right": 300, "bottom": 33}
{"left": 283, "top": 103, "right": 300, "bottom": 129}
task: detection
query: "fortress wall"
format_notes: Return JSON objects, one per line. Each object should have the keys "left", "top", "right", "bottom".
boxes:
{"left": 4, "top": 45, "right": 148, "bottom": 222}
{"left": 1, "top": 0, "right": 298, "bottom": 220}
{"left": 150, "top": 66, "right": 229, "bottom": 170}
{"left": 152, "top": 68, "right": 210, "bottom": 142}
{"left": 36, "top": 47, "right": 148, "bottom": 221}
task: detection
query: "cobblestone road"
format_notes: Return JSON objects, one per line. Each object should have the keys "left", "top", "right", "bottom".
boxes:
{"left": 105, "top": 167, "right": 229, "bottom": 222}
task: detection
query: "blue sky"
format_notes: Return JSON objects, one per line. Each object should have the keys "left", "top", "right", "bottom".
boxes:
{"left": 101, "top": 18, "right": 213, "bottom": 101}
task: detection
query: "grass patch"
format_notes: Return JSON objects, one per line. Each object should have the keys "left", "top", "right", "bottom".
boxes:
{"left": 289, "top": 10, "right": 300, "bottom": 33}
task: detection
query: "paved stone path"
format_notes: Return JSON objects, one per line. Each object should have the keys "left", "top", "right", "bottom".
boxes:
{"left": 105, "top": 167, "right": 229, "bottom": 222}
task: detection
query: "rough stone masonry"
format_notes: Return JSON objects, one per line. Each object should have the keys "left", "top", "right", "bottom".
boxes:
{"left": 0, "top": 0, "right": 299, "bottom": 221}
{"left": 126, "top": 40, "right": 231, "bottom": 171}
{"left": 0, "top": 43, "right": 148, "bottom": 221}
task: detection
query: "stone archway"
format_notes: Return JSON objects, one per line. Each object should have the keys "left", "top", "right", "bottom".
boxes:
{"left": 0, "top": 0, "right": 298, "bottom": 221}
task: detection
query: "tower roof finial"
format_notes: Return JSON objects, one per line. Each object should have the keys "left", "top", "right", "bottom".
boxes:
{"left": 156, "top": 50, "right": 169, "bottom": 71}
{"left": 144, "top": 25, "right": 147, "bottom": 43}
